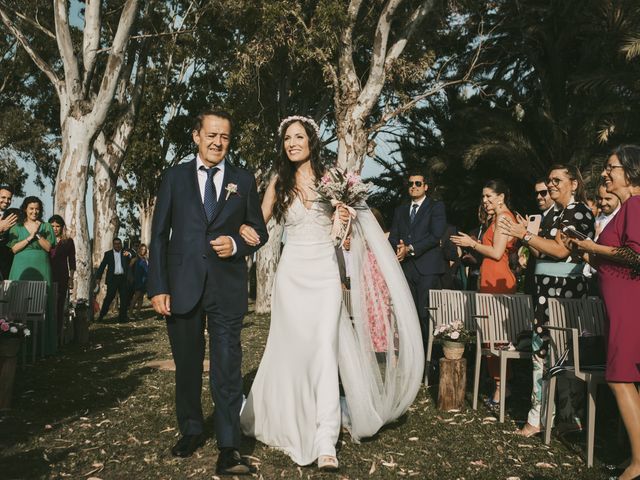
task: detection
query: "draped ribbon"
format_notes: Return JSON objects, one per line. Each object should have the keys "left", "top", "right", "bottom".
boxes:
{"left": 330, "top": 200, "right": 357, "bottom": 248}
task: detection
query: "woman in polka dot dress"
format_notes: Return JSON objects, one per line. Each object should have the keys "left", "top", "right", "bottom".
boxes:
{"left": 499, "top": 165, "right": 595, "bottom": 437}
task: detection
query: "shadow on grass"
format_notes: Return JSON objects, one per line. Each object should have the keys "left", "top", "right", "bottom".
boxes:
{"left": 0, "top": 317, "right": 159, "bottom": 449}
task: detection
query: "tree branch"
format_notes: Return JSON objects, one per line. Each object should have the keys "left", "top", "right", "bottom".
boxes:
{"left": 0, "top": 5, "right": 62, "bottom": 97}
{"left": 338, "top": 0, "right": 364, "bottom": 103}
{"left": 82, "top": 0, "right": 102, "bottom": 95}
{"left": 92, "top": 0, "right": 140, "bottom": 126}
{"left": 53, "top": 0, "right": 81, "bottom": 99}
{"left": 385, "top": 0, "right": 435, "bottom": 66}
{"left": 10, "top": 7, "right": 56, "bottom": 39}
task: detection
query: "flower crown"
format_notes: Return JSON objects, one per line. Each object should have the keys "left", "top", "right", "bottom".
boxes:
{"left": 278, "top": 115, "right": 321, "bottom": 139}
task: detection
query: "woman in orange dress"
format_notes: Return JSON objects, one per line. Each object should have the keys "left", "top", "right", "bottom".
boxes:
{"left": 451, "top": 179, "right": 517, "bottom": 404}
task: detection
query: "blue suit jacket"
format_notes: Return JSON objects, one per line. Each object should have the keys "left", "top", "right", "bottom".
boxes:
{"left": 388, "top": 198, "right": 447, "bottom": 275}
{"left": 147, "top": 159, "right": 268, "bottom": 315}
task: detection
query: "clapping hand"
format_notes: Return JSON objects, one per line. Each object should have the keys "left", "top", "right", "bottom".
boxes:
{"left": 0, "top": 213, "right": 17, "bottom": 233}
{"left": 396, "top": 239, "right": 408, "bottom": 262}
{"left": 239, "top": 224, "right": 260, "bottom": 246}
{"left": 450, "top": 232, "right": 475, "bottom": 248}
{"left": 497, "top": 213, "right": 528, "bottom": 239}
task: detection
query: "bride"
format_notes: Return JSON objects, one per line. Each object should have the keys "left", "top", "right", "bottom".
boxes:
{"left": 239, "top": 115, "right": 424, "bottom": 471}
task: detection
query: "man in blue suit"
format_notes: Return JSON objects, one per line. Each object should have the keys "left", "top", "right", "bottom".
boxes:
{"left": 148, "top": 109, "right": 267, "bottom": 475}
{"left": 389, "top": 172, "right": 447, "bottom": 350}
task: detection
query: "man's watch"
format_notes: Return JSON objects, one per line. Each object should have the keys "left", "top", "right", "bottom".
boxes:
{"left": 523, "top": 232, "right": 533, "bottom": 244}
{"left": 407, "top": 244, "right": 415, "bottom": 256}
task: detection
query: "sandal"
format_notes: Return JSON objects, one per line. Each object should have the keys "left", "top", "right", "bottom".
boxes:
{"left": 318, "top": 455, "right": 339, "bottom": 472}
{"left": 515, "top": 422, "right": 543, "bottom": 438}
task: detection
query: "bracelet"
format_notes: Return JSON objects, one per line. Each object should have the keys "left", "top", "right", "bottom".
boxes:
{"left": 471, "top": 241, "right": 477, "bottom": 250}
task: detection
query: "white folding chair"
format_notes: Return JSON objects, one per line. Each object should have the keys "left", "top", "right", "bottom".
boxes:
{"left": 472, "top": 293, "right": 534, "bottom": 422}
{"left": 544, "top": 297, "right": 607, "bottom": 467}
{"left": 425, "top": 289, "right": 476, "bottom": 385}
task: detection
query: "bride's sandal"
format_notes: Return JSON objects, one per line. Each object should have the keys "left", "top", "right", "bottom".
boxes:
{"left": 318, "top": 455, "right": 339, "bottom": 472}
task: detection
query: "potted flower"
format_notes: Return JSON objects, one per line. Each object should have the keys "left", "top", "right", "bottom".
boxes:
{"left": 433, "top": 321, "right": 471, "bottom": 360}
{"left": 0, "top": 316, "right": 30, "bottom": 410}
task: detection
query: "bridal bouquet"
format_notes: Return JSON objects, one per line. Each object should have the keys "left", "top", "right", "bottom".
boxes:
{"left": 315, "top": 168, "right": 371, "bottom": 246}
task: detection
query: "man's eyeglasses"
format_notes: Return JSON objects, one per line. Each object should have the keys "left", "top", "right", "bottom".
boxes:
{"left": 604, "top": 164, "right": 624, "bottom": 174}
{"left": 408, "top": 181, "right": 424, "bottom": 187}
{"left": 546, "top": 177, "right": 562, "bottom": 186}
{"left": 535, "top": 189, "right": 549, "bottom": 198}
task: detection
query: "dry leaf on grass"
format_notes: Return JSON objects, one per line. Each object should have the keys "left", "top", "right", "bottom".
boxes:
{"left": 369, "top": 460, "right": 376, "bottom": 474}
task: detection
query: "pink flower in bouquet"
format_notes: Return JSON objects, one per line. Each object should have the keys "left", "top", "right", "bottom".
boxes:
{"left": 346, "top": 172, "right": 361, "bottom": 186}
{"left": 0, "top": 321, "right": 9, "bottom": 332}
{"left": 321, "top": 174, "right": 331, "bottom": 185}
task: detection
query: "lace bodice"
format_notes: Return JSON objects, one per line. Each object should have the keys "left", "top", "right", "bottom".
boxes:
{"left": 284, "top": 197, "right": 334, "bottom": 245}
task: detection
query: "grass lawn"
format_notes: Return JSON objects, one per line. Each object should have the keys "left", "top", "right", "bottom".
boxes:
{"left": 0, "top": 307, "right": 626, "bottom": 479}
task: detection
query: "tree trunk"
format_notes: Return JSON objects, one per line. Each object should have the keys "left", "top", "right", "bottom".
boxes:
{"left": 138, "top": 197, "right": 155, "bottom": 245}
{"left": 255, "top": 218, "right": 284, "bottom": 314}
{"left": 54, "top": 119, "right": 92, "bottom": 303}
{"left": 437, "top": 357, "right": 467, "bottom": 411}
{"left": 92, "top": 133, "right": 120, "bottom": 269}
{"left": 336, "top": 113, "right": 370, "bottom": 171}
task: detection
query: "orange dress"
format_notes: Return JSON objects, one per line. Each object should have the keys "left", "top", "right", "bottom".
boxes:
{"left": 479, "top": 212, "right": 517, "bottom": 294}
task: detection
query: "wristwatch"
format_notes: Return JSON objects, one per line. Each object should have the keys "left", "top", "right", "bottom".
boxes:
{"left": 407, "top": 244, "right": 415, "bottom": 256}
{"left": 523, "top": 232, "right": 533, "bottom": 244}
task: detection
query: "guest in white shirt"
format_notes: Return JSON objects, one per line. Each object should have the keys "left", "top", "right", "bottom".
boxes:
{"left": 95, "top": 237, "right": 132, "bottom": 322}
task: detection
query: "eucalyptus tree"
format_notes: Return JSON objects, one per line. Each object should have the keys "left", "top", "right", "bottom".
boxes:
{"left": 0, "top": 0, "right": 140, "bottom": 300}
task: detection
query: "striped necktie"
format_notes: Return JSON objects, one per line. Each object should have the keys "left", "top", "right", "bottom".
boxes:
{"left": 410, "top": 203, "right": 418, "bottom": 223}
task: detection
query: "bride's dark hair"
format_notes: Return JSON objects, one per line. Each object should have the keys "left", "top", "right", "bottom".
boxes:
{"left": 272, "top": 119, "right": 325, "bottom": 223}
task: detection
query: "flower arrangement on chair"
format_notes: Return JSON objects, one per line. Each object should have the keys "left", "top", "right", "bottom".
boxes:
{"left": 433, "top": 321, "right": 471, "bottom": 359}
{"left": 0, "top": 316, "right": 31, "bottom": 339}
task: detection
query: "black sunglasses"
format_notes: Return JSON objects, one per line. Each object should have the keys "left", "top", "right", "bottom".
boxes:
{"left": 408, "top": 181, "right": 424, "bottom": 187}
{"left": 535, "top": 189, "right": 548, "bottom": 198}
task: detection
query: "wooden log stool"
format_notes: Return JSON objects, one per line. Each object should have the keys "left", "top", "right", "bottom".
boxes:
{"left": 437, "top": 357, "right": 466, "bottom": 411}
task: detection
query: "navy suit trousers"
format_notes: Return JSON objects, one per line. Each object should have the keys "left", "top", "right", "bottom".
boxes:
{"left": 166, "top": 267, "right": 244, "bottom": 449}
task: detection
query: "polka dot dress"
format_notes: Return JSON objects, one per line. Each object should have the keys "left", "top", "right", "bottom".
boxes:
{"left": 533, "top": 202, "right": 595, "bottom": 359}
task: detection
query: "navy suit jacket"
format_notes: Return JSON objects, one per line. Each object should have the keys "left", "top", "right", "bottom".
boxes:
{"left": 388, "top": 198, "right": 447, "bottom": 276}
{"left": 147, "top": 159, "right": 268, "bottom": 316}
{"left": 96, "top": 249, "right": 131, "bottom": 285}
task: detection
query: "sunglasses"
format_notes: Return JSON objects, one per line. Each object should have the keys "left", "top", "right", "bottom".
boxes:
{"left": 535, "top": 189, "right": 549, "bottom": 198}
{"left": 408, "top": 181, "right": 424, "bottom": 187}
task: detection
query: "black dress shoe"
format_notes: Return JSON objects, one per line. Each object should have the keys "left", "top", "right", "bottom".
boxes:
{"left": 171, "top": 434, "right": 205, "bottom": 457}
{"left": 215, "top": 448, "right": 256, "bottom": 475}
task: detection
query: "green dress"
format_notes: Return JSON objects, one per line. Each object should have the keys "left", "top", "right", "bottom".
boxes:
{"left": 7, "top": 222, "right": 57, "bottom": 355}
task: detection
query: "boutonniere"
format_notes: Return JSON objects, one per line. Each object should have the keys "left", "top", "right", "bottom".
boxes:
{"left": 225, "top": 183, "right": 238, "bottom": 200}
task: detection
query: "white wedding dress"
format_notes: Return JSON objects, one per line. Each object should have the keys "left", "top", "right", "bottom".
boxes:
{"left": 240, "top": 197, "right": 424, "bottom": 466}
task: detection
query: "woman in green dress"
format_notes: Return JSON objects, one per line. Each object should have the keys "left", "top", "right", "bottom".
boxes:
{"left": 8, "top": 196, "right": 57, "bottom": 355}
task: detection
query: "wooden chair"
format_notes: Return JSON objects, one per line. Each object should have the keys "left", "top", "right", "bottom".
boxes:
{"left": 425, "top": 289, "right": 476, "bottom": 386}
{"left": 472, "top": 293, "right": 534, "bottom": 422}
{"left": 4, "top": 280, "right": 48, "bottom": 364}
{"left": 544, "top": 297, "right": 607, "bottom": 468}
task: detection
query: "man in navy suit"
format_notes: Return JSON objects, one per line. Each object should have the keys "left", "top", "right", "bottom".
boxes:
{"left": 95, "top": 237, "right": 132, "bottom": 322}
{"left": 147, "top": 109, "right": 267, "bottom": 475}
{"left": 389, "top": 172, "right": 447, "bottom": 350}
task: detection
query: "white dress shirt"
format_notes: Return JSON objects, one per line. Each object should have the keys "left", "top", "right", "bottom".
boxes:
{"left": 113, "top": 250, "right": 124, "bottom": 275}
{"left": 409, "top": 195, "right": 427, "bottom": 219}
{"left": 196, "top": 155, "right": 225, "bottom": 202}
{"left": 195, "top": 155, "right": 237, "bottom": 255}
